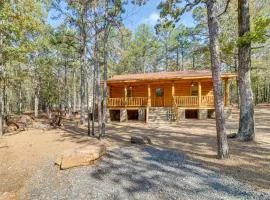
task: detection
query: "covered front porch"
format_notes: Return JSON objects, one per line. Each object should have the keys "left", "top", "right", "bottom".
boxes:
{"left": 107, "top": 79, "right": 230, "bottom": 108}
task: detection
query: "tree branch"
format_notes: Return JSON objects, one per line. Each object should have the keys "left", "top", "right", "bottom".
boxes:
{"left": 217, "top": 0, "right": 231, "bottom": 18}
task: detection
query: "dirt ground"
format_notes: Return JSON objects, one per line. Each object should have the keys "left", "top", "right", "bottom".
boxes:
{"left": 0, "top": 106, "right": 269, "bottom": 197}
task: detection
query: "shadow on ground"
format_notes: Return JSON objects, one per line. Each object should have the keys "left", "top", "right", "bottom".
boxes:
{"left": 24, "top": 145, "right": 270, "bottom": 200}
{"left": 60, "top": 108, "right": 270, "bottom": 191}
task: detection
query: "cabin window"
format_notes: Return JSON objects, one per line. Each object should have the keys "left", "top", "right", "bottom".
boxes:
{"left": 127, "top": 87, "right": 132, "bottom": 97}
{"left": 191, "top": 84, "right": 198, "bottom": 96}
{"left": 156, "top": 88, "right": 164, "bottom": 97}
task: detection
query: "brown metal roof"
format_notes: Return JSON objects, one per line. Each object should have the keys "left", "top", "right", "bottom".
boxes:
{"left": 107, "top": 70, "right": 237, "bottom": 83}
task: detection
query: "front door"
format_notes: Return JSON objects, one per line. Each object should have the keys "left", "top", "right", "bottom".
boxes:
{"left": 152, "top": 87, "right": 164, "bottom": 107}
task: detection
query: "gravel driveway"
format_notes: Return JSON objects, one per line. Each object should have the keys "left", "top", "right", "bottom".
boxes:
{"left": 20, "top": 145, "right": 270, "bottom": 200}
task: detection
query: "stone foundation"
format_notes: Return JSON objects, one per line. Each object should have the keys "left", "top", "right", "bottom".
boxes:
{"left": 138, "top": 108, "right": 146, "bottom": 121}
{"left": 177, "top": 108, "right": 185, "bottom": 121}
{"left": 198, "top": 109, "right": 208, "bottom": 120}
{"left": 120, "top": 108, "right": 127, "bottom": 122}
{"left": 208, "top": 108, "right": 232, "bottom": 119}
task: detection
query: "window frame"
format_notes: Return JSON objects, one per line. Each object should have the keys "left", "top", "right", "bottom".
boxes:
{"left": 155, "top": 88, "right": 164, "bottom": 97}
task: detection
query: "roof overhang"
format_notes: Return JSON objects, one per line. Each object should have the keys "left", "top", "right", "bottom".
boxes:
{"left": 105, "top": 72, "right": 237, "bottom": 84}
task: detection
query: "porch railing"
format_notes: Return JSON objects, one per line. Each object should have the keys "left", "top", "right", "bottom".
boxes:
{"left": 173, "top": 96, "right": 199, "bottom": 107}
{"left": 127, "top": 97, "right": 148, "bottom": 106}
{"left": 108, "top": 95, "right": 215, "bottom": 107}
{"left": 108, "top": 97, "right": 148, "bottom": 107}
{"left": 108, "top": 98, "right": 126, "bottom": 107}
{"left": 173, "top": 95, "right": 214, "bottom": 107}
{"left": 201, "top": 95, "right": 214, "bottom": 106}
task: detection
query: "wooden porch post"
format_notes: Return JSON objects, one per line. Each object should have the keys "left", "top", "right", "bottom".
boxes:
{"left": 224, "top": 78, "right": 230, "bottom": 106}
{"left": 147, "top": 84, "right": 151, "bottom": 107}
{"left": 172, "top": 81, "right": 175, "bottom": 106}
{"left": 146, "top": 84, "right": 151, "bottom": 123}
{"left": 124, "top": 85, "right": 127, "bottom": 107}
{"left": 198, "top": 81, "right": 202, "bottom": 107}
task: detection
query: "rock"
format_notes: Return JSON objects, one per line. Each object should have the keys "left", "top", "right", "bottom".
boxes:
{"left": 0, "top": 192, "right": 16, "bottom": 200}
{"left": 17, "top": 115, "right": 34, "bottom": 126}
{"left": 131, "top": 136, "right": 152, "bottom": 145}
{"left": 227, "top": 132, "right": 237, "bottom": 139}
{"left": 55, "top": 143, "right": 106, "bottom": 170}
{"left": 4, "top": 125, "right": 18, "bottom": 133}
{"left": 32, "top": 122, "right": 50, "bottom": 130}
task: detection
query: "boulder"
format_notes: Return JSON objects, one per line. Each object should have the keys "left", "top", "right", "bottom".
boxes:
{"left": 55, "top": 143, "right": 106, "bottom": 170}
{"left": 227, "top": 132, "right": 237, "bottom": 139}
{"left": 0, "top": 192, "right": 16, "bottom": 200}
{"left": 5, "top": 124, "right": 18, "bottom": 133}
{"left": 131, "top": 136, "right": 152, "bottom": 145}
{"left": 17, "top": 115, "right": 34, "bottom": 126}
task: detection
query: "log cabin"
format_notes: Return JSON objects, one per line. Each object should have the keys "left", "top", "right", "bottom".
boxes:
{"left": 106, "top": 70, "right": 237, "bottom": 123}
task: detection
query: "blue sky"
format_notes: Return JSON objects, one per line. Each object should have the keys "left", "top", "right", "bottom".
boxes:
{"left": 122, "top": 0, "right": 195, "bottom": 32}
{"left": 47, "top": 0, "right": 195, "bottom": 32}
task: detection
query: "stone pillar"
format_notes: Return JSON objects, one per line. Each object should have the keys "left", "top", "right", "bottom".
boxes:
{"left": 178, "top": 108, "right": 185, "bottom": 121}
{"left": 120, "top": 108, "right": 127, "bottom": 122}
{"left": 106, "top": 109, "right": 111, "bottom": 123}
{"left": 146, "top": 107, "right": 149, "bottom": 123}
{"left": 138, "top": 108, "right": 146, "bottom": 121}
{"left": 209, "top": 108, "right": 232, "bottom": 119}
{"left": 198, "top": 109, "right": 208, "bottom": 119}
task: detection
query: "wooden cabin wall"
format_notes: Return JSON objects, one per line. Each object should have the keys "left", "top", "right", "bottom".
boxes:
{"left": 110, "top": 86, "right": 124, "bottom": 98}
{"left": 131, "top": 85, "right": 148, "bottom": 97}
{"left": 109, "top": 80, "right": 214, "bottom": 99}
{"left": 164, "top": 84, "right": 172, "bottom": 106}
{"left": 202, "top": 81, "right": 214, "bottom": 96}
{"left": 175, "top": 81, "right": 192, "bottom": 96}
{"left": 109, "top": 84, "right": 147, "bottom": 98}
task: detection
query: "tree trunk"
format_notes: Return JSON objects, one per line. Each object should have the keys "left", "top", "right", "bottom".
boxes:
{"left": 91, "top": 64, "right": 96, "bottom": 136}
{"left": 64, "top": 61, "right": 68, "bottom": 114}
{"left": 101, "top": 1, "right": 109, "bottom": 138}
{"left": 192, "top": 54, "right": 195, "bottom": 69}
{"left": 0, "top": 81, "right": 3, "bottom": 136}
{"left": 80, "top": 50, "right": 86, "bottom": 125}
{"left": 268, "top": 83, "right": 270, "bottom": 103}
{"left": 79, "top": 4, "right": 87, "bottom": 125}
{"left": 0, "top": 27, "right": 4, "bottom": 135}
{"left": 96, "top": 57, "right": 102, "bottom": 138}
{"left": 176, "top": 46, "right": 179, "bottom": 70}
{"left": 87, "top": 78, "right": 91, "bottom": 136}
{"left": 19, "top": 82, "right": 22, "bottom": 114}
{"left": 72, "top": 68, "right": 77, "bottom": 114}
{"left": 46, "top": 105, "right": 52, "bottom": 119}
{"left": 206, "top": 0, "right": 229, "bottom": 159}
{"left": 237, "top": 0, "right": 255, "bottom": 141}
{"left": 165, "top": 43, "right": 168, "bottom": 71}
{"left": 34, "top": 86, "right": 39, "bottom": 118}
{"left": 181, "top": 46, "right": 184, "bottom": 70}
{"left": 93, "top": 7, "right": 102, "bottom": 138}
